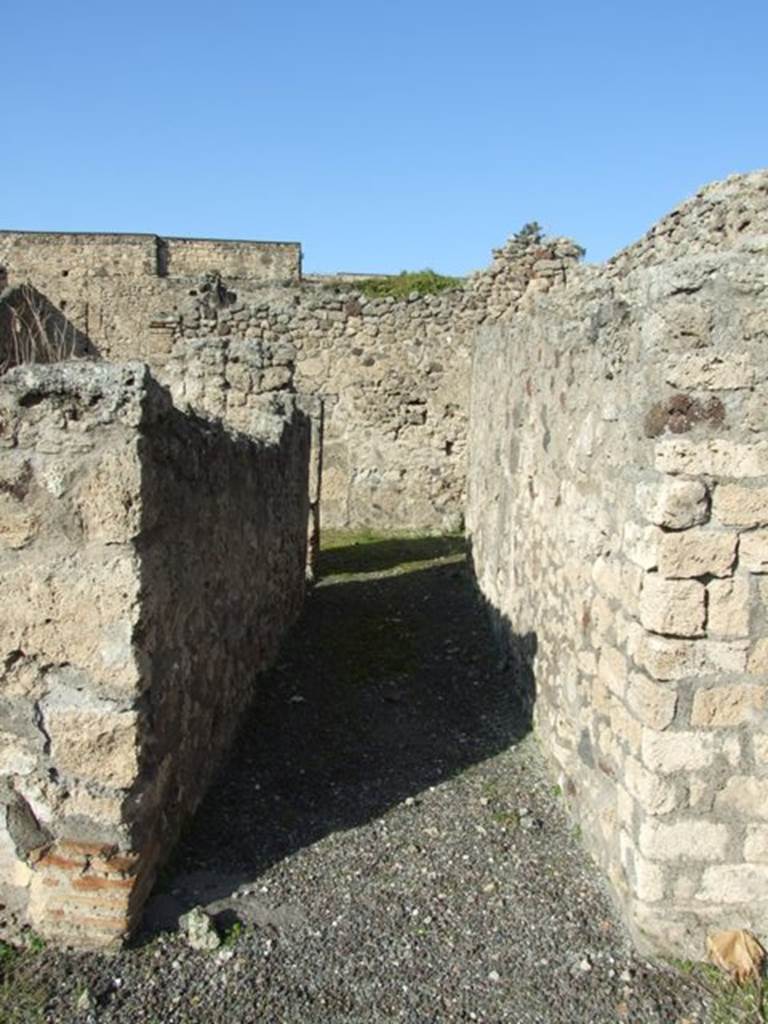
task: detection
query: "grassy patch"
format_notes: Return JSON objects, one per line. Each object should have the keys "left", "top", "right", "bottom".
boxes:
{"left": 354, "top": 270, "right": 464, "bottom": 300}
{"left": 0, "top": 941, "right": 48, "bottom": 1023}
{"left": 310, "top": 531, "right": 465, "bottom": 686}
{"left": 670, "top": 959, "right": 767, "bottom": 1023}
{"left": 319, "top": 530, "right": 465, "bottom": 579}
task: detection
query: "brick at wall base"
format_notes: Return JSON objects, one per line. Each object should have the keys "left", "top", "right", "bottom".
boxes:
{"left": 27, "top": 841, "right": 160, "bottom": 949}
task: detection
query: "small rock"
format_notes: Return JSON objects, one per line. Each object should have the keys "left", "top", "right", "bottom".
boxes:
{"left": 488, "top": 969, "right": 501, "bottom": 983}
{"left": 179, "top": 906, "right": 221, "bottom": 951}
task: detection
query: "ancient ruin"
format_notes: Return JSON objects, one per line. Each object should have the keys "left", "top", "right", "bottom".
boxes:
{"left": 1, "top": 171, "right": 767, "bottom": 956}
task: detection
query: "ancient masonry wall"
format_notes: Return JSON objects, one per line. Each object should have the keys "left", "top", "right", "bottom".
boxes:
{"left": 0, "top": 231, "right": 300, "bottom": 379}
{"left": 0, "top": 227, "right": 578, "bottom": 531}
{"left": 0, "top": 362, "right": 310, "bottom": 947}
{"left": 467, "top": 171, "right": 768, "bottom": 956}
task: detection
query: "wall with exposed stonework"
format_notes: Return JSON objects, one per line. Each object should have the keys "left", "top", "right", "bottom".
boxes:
{"left": 0, "top": 226, "right": 580, "bottom": 530}
{"left": 0, "top": 283, "right": 97, "bottom": 372}
{"left": 467, "top": 171, "right": 768, "bottom": 957}
{"left": 0, "top": 362, "right": 310, "bottom": 947}
{"left": 153, "top": 240, "right": 582, "bottom": 530}
{"left": 0, "top": 231, "right": 301, "bottom": 366}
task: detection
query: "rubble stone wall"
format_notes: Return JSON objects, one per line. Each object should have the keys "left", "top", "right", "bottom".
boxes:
{"left": 0, "top": 226, "right": 579, "bottom": 531}
{"left": 0, "top": 361, "right": 310, "bottom": 947}
{"left": 467, "top": 171, "right": 768, "bottom": 956}
{"left": 0, "top": 231, "right": 301, "bottom": 365}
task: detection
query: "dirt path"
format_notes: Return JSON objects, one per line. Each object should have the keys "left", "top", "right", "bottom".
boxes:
{"left": 14, "top": 536, "right": 717, "bottom": 1023}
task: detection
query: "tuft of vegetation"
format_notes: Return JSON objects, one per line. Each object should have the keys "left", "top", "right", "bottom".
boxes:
{"left": 512, "top": 221, "right": 544, "bottom": 246}
{"left": 354, "top": 269, "right": 464, "bottom": 300}
{"left": 670, "top": 958, "right": 767, "bottom": 1024}
{"left": 223, "top": 920, "right": 245, "bottom": 947}
{"left": 0, "top": 940, "right": 48, "bottom": 1023}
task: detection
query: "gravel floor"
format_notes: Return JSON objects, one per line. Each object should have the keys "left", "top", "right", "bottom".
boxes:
{"left": 10, "top": 537, "right": 717, "bottom": 1023}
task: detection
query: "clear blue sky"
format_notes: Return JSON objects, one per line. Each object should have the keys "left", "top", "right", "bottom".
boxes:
{"left": 3, "top": 1, "right": 766, "bottom": 275}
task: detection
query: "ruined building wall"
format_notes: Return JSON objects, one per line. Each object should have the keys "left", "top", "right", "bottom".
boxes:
{"left": 0, "top": 231, "right": 301, "bottom": 366}
{"left": 0, "top": 227, "right": 578, "bottom": 531}
{"left": 151, "top": 237, "right": 580, "bottom": 531}
{"left": 467, "top": 171, "right": 768, "bottom": 956}
{"left": 0, "top": 283, "right": 97, "bottom": 373}
{"left": 0, "top": 362, "right": 310, "bottom": 947}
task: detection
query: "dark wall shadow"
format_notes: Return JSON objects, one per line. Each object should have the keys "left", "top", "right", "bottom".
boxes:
{"left": 142, "top": 547, "right": 538, "bottom": 935}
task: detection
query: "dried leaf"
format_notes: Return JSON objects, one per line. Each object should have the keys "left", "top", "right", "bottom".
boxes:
{"left": 707, "top": 929, "right": 765, "bottom": 984}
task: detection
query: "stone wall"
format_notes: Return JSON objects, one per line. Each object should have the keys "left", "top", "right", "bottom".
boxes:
{"left": 0, "top": 231, "right": 301, "bottom": 366}
{"left": 0, "top": 226, "right": 579, "bottom": 531}
{"left": 150, "top": 236, "right": 581, "bottom": 530}
{"left": 0, "top": 361, "right": 310, "bottom": 947}
{"left": 467, "top": 171, "right": 768, "bottom": 956}
{"left": 0, "top": 283, "right": 97, "bottom": 373}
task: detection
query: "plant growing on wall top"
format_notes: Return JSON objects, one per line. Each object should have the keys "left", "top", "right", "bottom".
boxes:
{"left": 512, "top": 221, "right": 544, "bottom": 245}
{"left": 354, "top": 269, "right": 464, "bottom": 300}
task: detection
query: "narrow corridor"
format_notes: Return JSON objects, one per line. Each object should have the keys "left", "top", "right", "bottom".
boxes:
{"left": 32, "top": 535, "right": 714, "bottom": 1023}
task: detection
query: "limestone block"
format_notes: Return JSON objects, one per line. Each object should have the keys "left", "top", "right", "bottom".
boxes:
{"left": 628, "top": 626, "right": 748, "bottom": 679}
{"left": 641, "top": 728, "right": 716, "bottom": 773}
{"left": 698, "top": 864, "right": 768, "bottom": 902}
{"left": 707, "top": 578, "right": 751, "bottom": 638}
{"left": 721, "top": 733, "right": 743, "bottom": 768}
{"left": 72, "top": 445, "right": 143, "bottom": 543}
{"left": 740, "top": 530, "right": 768, "bottom": 572}
{"left": 590, "top": 594, "right": 614, "bottom": 643}
{"left": 634, "top": 853, "right": 666, "bottom": 902}
{"left": 658, "top": 529, "right": 736, "bottom": 579}
{"left": 664, "top": 352, "right": 755, "bottom": 390}
{"left": 744, "top": 826, "right": 768, "bottom": 861}
{"left": 715, "top": 776, "right": 768, "bottom": 819}
{"left": 691, "top": 686, "right": 765, "bottom": 727}
{"left": 639, "top": 576, "right": 705, "bottom": 637}
{"left": 639, "top": 819, "right": 728, "bottom": 861}
{"left": 592, "top": 558, "right": 624, "bottom": 604}
{"left": 630, "top": 900, "right": 703, "bottom": 959}
{"left": 598, "top": 645, "right": 628, "bottom": 698}
{"left": 62, "top": 785, "right": 126, "bottom": 829}
{"left": 655, "top": 439, "right": 768, "bottom": 477}
{"left": 609, "top": 701, "right": 642, "bottom": 750}
{"left": 624, "top": 754, "right": 679, "bottom": 815}
{"left": 743, "top": 307, "right": 768, "bottom": 339}
{"left": 713, "top": 485, "right": 768, "bottom": 528}
{"left": 620, "top": 831, "right": 667, "bottom": 901}
{"left": 704, "top": 640, "right": 751, "bottom": 673}
{"left": 0, "top": 555, "right": 142, "bottom": 697}
{"left": 671, "top": 873, "right": 701, "bottom": 900}
{"left": 638, "top": 478, "right": 709, "bottom": 530}
{"left": 624, "top": 522, "right": 659, "bottom": 570}
{"left": 625, "top": 672, "right": 677, "bottom": 729}
{"left": 41, "top": 690, "right": 140, "bottom": 790}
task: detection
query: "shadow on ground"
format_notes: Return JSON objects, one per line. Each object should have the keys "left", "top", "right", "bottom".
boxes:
{"left": 143, "top": 536, "right": 536, "bottom": 933}
{"left": 317, "top": 532, "right": 465, "bottom": 577}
